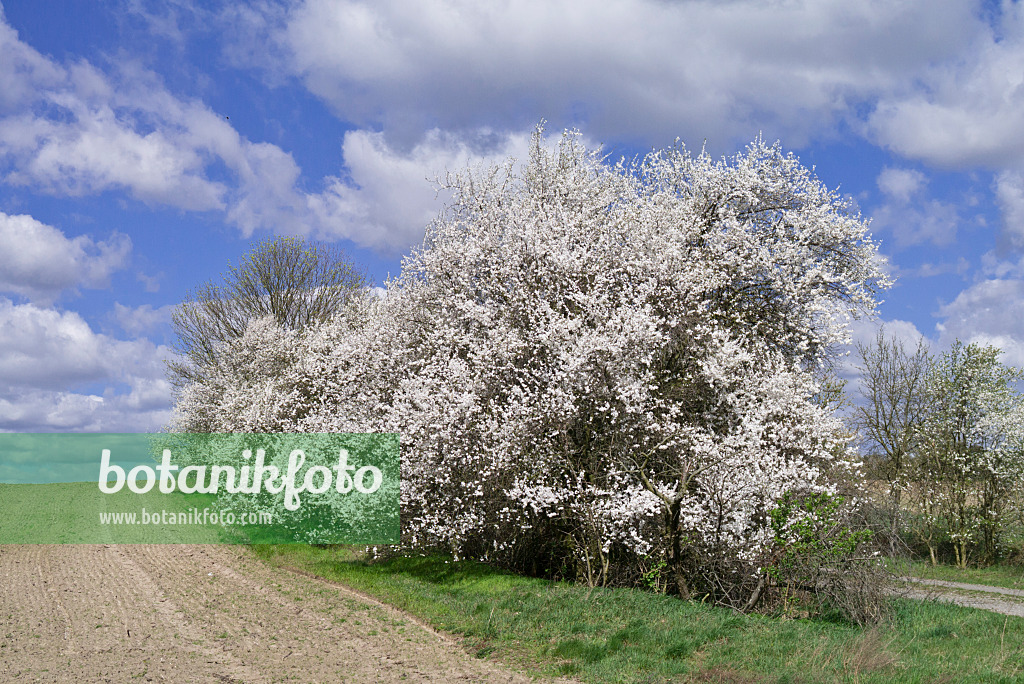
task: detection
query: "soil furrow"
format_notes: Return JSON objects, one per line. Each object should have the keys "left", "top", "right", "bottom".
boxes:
{"left": 0, "top": 544, "right": 536, "bottom": 682}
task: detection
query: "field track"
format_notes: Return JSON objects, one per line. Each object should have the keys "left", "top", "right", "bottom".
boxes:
{"left": 900, "top": 577, "right": 1024, "bottom": 618}
{"left": 0, "top": 545, "right": 534, "bottom": 683}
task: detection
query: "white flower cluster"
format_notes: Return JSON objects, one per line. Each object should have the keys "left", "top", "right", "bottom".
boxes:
{"left": 912, "top": 342, "right": 1024, "bottom": 567}
{"left": 173, "top": 128, "right": 886, "bottom": 600}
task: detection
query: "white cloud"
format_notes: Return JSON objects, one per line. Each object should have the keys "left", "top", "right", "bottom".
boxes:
{"left": 904, "top": 258, "right": 970, "bottom": 279}
{"left": 0, "top": 298, "right": 174, "bottom": 431}
{"left": 995, "top": 170, "right": 1024, "bottom": 248}
{"left": 0, "top": 389, "right": 105, "bottom": 432}
{"left": 981, "top": 250, "right": 1024, "bottom": 279}
{"left": 237, "top": 0, "right": 978, "bottom": 150}
{"left": 0, "top": 56, "right": 231, "bottom": 210}
{"left": 868, "top": 196, "right": 960, "bottom": 249}
{"left": 935, "top": 279, "right": 1024, "bottom": 368}
{"left": 845, "top": 316, "right": 929, "bottom": 355}
{"left": 0, "top": 22, "right": 236, "bottom": 209}
{"left": 136, "top": 270, "right": 163, "bottom": 293}
{"left": 869, "top": 167, "right": 963, "bottom": 248}
{"left": 112, "top": 302, "right": 175, "bottom": 336}
{"left": 868, "top": 2, "right": 1024, "bottom": 168}
{"left": 6, "top": 3, "right": 1023, "bottom": 258}
{"left": 0, "top": 299, "right": 167, "bottom": 388}
{"left": 0, "top": 211, "right": 131, "bottom": 302}
{"left": 120, "top": 0, "right": 197, "bottom": 46}
{"left": 0, "top": 385, "right": 173, "bottom": 432}
{"left": 0, "top": 12, "right": 539, "bottom": 254}
{"left": 0, "top": 16, "right": 62, "bottom": 113}
{"left": 224, "top": 0, "right": 1024, "bottom": 260}
{"left": 308, "top": 128, "right": 535, "bottom": 251}
{"left": 877, "top": 167, "right": 927, "bottom": 202}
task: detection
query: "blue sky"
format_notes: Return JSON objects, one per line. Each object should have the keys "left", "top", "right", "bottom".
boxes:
{"left": 0, "top": 0, "right": 1023, "bottom": 432}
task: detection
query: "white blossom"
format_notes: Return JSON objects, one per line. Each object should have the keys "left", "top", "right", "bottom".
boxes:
{"left": 173, "top": 127, "right": 887, "bottom": 604}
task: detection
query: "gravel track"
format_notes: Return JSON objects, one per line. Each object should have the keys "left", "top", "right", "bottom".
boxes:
{"left": 0, "top": 545, "right": 537, "bottom": 683}
{"left": 900, "top": 576, "right": 1024, "bottom": 618}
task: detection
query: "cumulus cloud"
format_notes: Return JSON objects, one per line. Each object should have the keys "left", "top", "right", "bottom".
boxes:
{"left": 219, "top": 0, "right": 1024, "bottom": 257}
{"left": 0, "top": 16, "right": 62, "bottom": 113}
{"left": 0, "top": 56, "right": 231, "bottom": 210}
{"left": 0, "top": 384, "right": 173, "bottom": 433}
{"left": 868, "top": 2, "right": 1024, "bottom": 169}
{"left": 112, "top": 302, "right": 175, "bottom": 336}
{"left": 935, "top": 279, "right": 1024, "bottom": 368}
{"left": 842, "top": 316, "right": 930, "bottom": 375}
{"left": 868, "top": 166, "right": 964, "bottom": 248}
{"left": 0, "top": 11, "right": 546, "bottom": 254}
{"left": 0, "top": 19, "right": 235, "bottom": 211}
{"left": 228, "top": 0, "right": 977, "bottom": 150}
{"left": 995, "top": 170, "right": 1024, "bottom": 248}
{"left": 877, "top": 167, "right": 927, "bottom": 202}
{"left": 0, "top": 299, "right": 168, "bottom": 389}
{"left": 0, "top": 14, "right": 400, "bottom": 253}
{"left": 136, "top": 270, "right": 163, "bottom": 293}
{"left": 309, "top": 128, "right": 535, "bottom": 250}
{"left": 0, "top": 298, "right": 174, "bottom": 431}
{"left": 222, "top": 0, "right": 1024, "bottom": 272}
{"left": 0, "top": 212, "right": 131, "bottom": 302}
{"left": 981, "top": 250, "right": 1024, "bottom": 279}
{"left": 6, "top": 3, "right": 1024, "bottom": 257}
{"left": 904, "top": 258, "right": 970, "bottom": 279}
{"left": 842, "top": 277, "right": 1024, "bottom": 376}
{"left": 868, "top": 169, "right": 961, "bottom": 249}
{"left": 0, "top": 389, "right": 105, "bottom": 432}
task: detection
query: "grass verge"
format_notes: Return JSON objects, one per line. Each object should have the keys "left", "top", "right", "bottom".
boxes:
{"left": 252, "top": 544, "right": 1024, "bottom": 683}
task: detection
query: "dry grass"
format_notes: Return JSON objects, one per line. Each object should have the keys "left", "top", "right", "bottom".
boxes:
{"left": 841, "top": 626, "right": 899, "bottom": 679}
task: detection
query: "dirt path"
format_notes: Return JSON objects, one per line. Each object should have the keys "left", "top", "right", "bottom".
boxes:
{"left": 900, "top": 576, "right": 1024, "bottom": 618}
{"left": 0, "top": 545, "right": 538, "bottom": 683}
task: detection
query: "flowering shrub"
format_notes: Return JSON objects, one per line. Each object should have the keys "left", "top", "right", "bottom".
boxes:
{"left": 173, "top": 127, "right": 889, "bottom": 616}
{"left": 913, "top": 342, "right": 1024, "bottom": 567}
{"left": 752, "top": 492, "right": 884, "bottom": 623}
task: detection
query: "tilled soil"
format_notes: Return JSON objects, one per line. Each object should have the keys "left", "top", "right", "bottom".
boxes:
{"left": 0, "top": 545, "right": 536, "bottom": 683}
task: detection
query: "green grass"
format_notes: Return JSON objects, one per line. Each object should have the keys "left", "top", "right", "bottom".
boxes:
{"left": 893, "top": 558, "right": 1024, "bottom": 592}
{"left": 252, "top": 544, "right": 1024, "bottom": 683}
{"left": 0, "top": 480, "right": 380, "bottom": 545}
{"left": 0, "top": 482, "right": 223, "bottom": 543}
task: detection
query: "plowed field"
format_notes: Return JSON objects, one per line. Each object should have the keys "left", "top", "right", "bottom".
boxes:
{"left": 0, "top": 545, "right": 533, "bottom": 683}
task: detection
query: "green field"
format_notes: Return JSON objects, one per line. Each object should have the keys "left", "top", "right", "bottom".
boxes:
{"left": 0, "top": 477, "right": 397, "bottom": 545}
{"left": 0, "top": 481, "right": 225, "bottom": 543}
{"left": 254, "top": 545, "right": 1024, "bottom": 683}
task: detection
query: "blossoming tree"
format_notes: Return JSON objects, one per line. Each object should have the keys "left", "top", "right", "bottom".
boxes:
{"left": 173, "top": 127, "right": 889, "bottom": 617}
{"left": 915, "top": 342, "right": 1024, "bottom": 567}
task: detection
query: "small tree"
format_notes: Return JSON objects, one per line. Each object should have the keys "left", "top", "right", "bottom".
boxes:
{"left": 917, "top": 341, "right": 1024, "bottom": 567}
{"left": 853, "top": 329, "right": 931, "bottom": 554}
{"left": 169, "top": 236, "right": 367, "bottom": 390}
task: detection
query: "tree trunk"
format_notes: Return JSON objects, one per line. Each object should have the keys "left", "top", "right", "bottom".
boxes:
{"left": 665, "top": 500, "right": 691, "bottom": 599}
